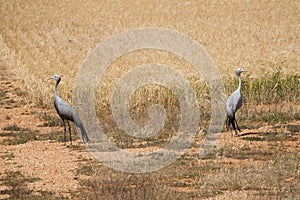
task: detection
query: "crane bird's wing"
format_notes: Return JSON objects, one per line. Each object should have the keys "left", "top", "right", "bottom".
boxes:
{"left": 235, "top": 94, "right": 243, "bottom": 111}
{"left": 54, "top": 96, "right": 75, "bottom": 122}
{"left": 226, "top": 90, "right": 242, "bottom": 115}
{"left": 55, "top": 96, "right": 90, "bottom": 143}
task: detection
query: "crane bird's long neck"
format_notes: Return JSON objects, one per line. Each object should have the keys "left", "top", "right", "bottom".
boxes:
{"left": 54, "top": 80, "right": 59, "bottom": 97}
{"left": 237, "top": 75, "right": 242, "bottom": 92}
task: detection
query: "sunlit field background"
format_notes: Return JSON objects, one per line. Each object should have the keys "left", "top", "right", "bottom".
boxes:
{"left": 0, "top": 0, "right": 299, "bottom": 199}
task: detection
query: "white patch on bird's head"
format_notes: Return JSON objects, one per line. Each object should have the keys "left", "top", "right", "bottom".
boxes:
{"left": 235, "top": 68, "right": 245, "bottom": 76}
{"left": 53, "top": 74, "right": 60, "bottom": 79}
{"left": 52, "top": 75, "right": 61, "bottom": 83}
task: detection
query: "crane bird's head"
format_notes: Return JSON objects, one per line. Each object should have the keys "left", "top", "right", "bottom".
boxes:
{"left": 235, "top": 68, "right": 246, "bottom": 76}
{"left": 50, "top": 75, "right": 61, "bottom": 84}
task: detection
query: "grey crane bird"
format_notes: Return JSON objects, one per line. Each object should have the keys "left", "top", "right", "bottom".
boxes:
{"left": 51, "top": 75, "right": 89, "bottom": 145}
{"left": 226, "top": 68, "right": 246, "bottom": 136}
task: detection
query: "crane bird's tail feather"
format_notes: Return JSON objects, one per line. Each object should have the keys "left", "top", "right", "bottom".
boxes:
{"left": 73, "top": 113, "right": 90, "bottom": 143}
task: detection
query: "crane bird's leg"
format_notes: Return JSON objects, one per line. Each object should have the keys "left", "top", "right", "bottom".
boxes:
{"left": 233, "top": 119, "right": 240, "bottom": 137}
{"left": 225, "top": 116, "right": 229, "bottom": 130}
{"left": 231, "top": 119, "right": 238, "bottom": 137}
{"left": 62, "top": 119, "right": 67, "bottom": 145}
{"left": 67, "top": 121, "right": 72, "bottom": 145}
{"left": 235, "top": 119, "right": 241, "bottom": 132}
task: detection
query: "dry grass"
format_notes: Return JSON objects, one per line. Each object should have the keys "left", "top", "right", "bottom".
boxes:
{"left": 0, "top": 171, "right": 67, "bottom": 200}
{"left": 0, "top": 124, "right": 37, "bottom": 145}
{"left": 1, "top": 0, "right": 300, "bottom": 199}
{"left": 72, "top": 150, "right": 300, "bottom": 199}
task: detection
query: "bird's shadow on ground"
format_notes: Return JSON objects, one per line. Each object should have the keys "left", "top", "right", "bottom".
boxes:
{"left": 236, "top": 131, "right": 261, "bottom": 137}
{"left": 236, "top": 131, "right": 265, "bottom": 142}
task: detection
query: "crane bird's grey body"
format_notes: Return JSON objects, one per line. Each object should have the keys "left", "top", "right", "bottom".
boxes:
{"left": 51, "top": 75, "right": 89, "bottom": 145}
{"left": 226, "top": 68, "right": 246, "bottom": 136}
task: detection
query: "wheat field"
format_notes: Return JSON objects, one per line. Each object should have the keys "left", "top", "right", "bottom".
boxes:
{"left": 1, "top": 0, "right": 299, "bottom": 106}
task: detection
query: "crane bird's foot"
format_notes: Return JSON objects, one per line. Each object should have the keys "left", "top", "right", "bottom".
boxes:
{"left": 83, "top": 138, "right": 89, "bottom": 144}
{"left": 232, "top": 129, "right": 239, "bottom": 137}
